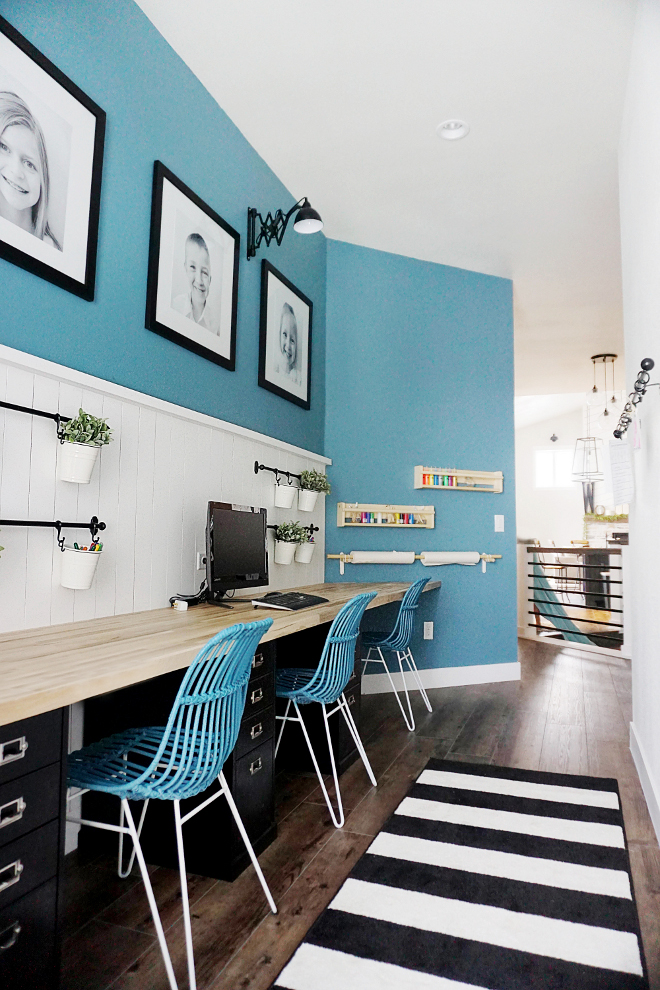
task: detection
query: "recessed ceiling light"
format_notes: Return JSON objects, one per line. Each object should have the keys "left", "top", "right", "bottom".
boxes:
{"left": 437, "top": 119, "right": 470, "bottom": 141}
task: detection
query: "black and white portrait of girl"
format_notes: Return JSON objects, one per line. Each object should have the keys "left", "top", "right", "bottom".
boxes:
{"left": 0, "top": 16, "right": 105, "bottom": 299}
{"left": 259, "top": 261, "right": 312, "bottom": 409}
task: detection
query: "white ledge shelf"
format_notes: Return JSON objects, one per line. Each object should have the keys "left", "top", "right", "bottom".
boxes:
{"left": 337, "top": 502, "right": 435, "bottom": 529}
{"left": 414, "top": 465, "right": 503, "bottom": 493}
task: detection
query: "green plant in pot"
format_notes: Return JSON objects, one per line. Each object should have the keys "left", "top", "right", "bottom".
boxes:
{"left": 59, "top": 408, "right": 113, "bottom": 484}
{"left": 298, "top": 469, "right": 331, "bottom": 511}
{"left": 274, "top": 520, "right": 308, "bottom": 565}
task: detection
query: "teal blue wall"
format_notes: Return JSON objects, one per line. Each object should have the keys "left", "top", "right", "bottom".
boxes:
{"left": 0, "top": 1, "right": 326, "bottom": 452}
{"left": 324, "top": 240, "right": 517, "bottom": 670}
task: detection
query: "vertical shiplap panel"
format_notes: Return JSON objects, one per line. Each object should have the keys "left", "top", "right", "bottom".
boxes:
{"left": 51, "top": 383, "right": 83, "bottom": 625}
{"left": 24, "top": 375, "right": 59, "bottom": 629}
{"left": 0, "top": 368, "right": 34, "bottom": 630}
{"left": 133, "top": 406, "right": 157, "bottom": 614}
{"left": 114, "top": 401, "right": 140, "bottom": 615}
{"left": 93, "top": 395, "right": 123, "bottom": 618}
{"left": 149, "top": 411, "right": 173, "bottom": 608}
{"left": 182, "top": 422, "right": 212, "bottom": 598}
{"left": 165, "top": 417, "right": 186, "bottom": 603}
{"left": 72, "top": 390, "right": 104, "bottom": 623}
{"left": 0, "top": 358, "right": 328, "bottom": 631}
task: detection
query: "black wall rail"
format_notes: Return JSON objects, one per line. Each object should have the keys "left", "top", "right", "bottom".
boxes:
{"left": 0, "top": 516, "right": 106, "bottom": 550}
{"left": 254, "top": 461, "right": 302, "bottom": 485}
{"left": 267, "top": 524, "right": 319, "bottom": 539}
{"left": 0, "top": 400, "right": 70, "bottom": 438}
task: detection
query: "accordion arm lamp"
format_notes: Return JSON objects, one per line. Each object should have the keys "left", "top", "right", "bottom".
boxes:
{"left": 572, "top": 437, "right": 604, "bottom": 514}
{"left": 246, "top": 198, "right": 323, "bottom": 259}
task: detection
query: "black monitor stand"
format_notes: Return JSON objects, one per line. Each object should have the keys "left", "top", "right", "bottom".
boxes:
{"left": 207, "top": 588, "right": 234, "bottom": 610}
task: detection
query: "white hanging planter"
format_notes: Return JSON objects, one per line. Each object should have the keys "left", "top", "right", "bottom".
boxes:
{"left": 297, "top": 489, "right": 319, "bottom": 512}
{"left": 60, "top": 545, "right": 102, "bottom": 590}
{"left": 58, "top": 441, "right": 100, "bottom": 484}
{"left": 295, "top": 541, "right": 315, "bottom": 564}
{"left": 274, "top": 483, "right": 297, "bottom": 508}
{"left": 274, "top": 540, "right": 296, "bottom": 565}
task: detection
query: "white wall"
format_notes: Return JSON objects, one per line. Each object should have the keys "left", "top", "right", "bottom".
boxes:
{"left": 619, "top": 0, "right": 660, "bottom": 841}
{"left": 515, "top": 405, "right": 585, "bottom": 545}
{"left": 0, "top": 345, "right": 329, "bottom": 634}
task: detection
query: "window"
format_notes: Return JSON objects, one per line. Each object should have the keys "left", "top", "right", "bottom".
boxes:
{"left": 534, "top": 448, "right": 574, "bottom": 488}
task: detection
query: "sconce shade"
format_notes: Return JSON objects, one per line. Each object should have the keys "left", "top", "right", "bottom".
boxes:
{"left": 293, "top": 199, "right": 323, "bottom": 234}
{"left": 572, "top": 437, "right": 603, "bottom": 481}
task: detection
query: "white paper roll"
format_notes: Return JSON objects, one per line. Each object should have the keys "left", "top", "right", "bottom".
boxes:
{"left": 420, "top": 551, "right": 481, "bottom": 566}
{"left": 350, "top": 551, "right": 416, "bottom": 564}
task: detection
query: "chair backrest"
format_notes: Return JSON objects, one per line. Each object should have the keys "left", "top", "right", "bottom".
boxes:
{"left": 298, "top": 592, "right": 377, "bottom": 705}
{"left": 133, "top": 618, "right": 273, "bottom": 799}
{"left": 381, "top": 577, "right": 430, "bottom": 651}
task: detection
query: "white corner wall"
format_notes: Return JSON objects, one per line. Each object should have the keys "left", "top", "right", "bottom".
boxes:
{"left": 619, "top": 0, "right": 660, "bottom": 842}
{"left": 0, "top": 344, "right": 329, "bottom": 634}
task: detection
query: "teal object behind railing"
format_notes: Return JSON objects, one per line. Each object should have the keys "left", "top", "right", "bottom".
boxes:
{"left": 530, "top": 554, "right": 591, "bottom": 645}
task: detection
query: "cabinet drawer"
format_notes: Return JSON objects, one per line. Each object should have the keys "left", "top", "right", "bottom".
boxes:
{"left": 232, "top": 740, "right": 274, "bottom": 840}
{"left": 243, "top": 672, "right": 274, "bottom": 718}
{"left": 0, "top": 820, "right": 59, "bottom": 912}
{"left": 250, "top": 644, "right": 274, "bottom": 681}
{"left": 0, "top": 878, "right": 57, "bottom": 990}
{"left": 234, "top": 709, "right": 275, "bottom": 762}
{"left": 0, "top": 712, "right": 62, "bottom": 786}
{"left": 0, "top": 765, "right": 60, "bottom": 851}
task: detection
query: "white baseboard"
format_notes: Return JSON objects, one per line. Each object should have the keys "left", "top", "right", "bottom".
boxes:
{"left": 361, "top": 661, "right": 521, "bottom": 695}
{"left": 630, "top": 722, "right": 660, "bottom": 845}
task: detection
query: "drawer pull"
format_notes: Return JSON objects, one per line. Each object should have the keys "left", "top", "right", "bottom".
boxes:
{"left": 0, "top": 860, "right": 23, "bottom": 895}
{"left": 250, "top": 722, "right": 263, "bottom": 740}
{"left": 0, "top": 921, "right": 21, "bottom": 953}
{"left": 250, "top": 687, "right": 263, "bottom": 705}
{"left": 249, "top": 757, "right": 263, "bottom": 775}
{"left": 0, "top": 797, "right": 26, "bottom": 830}
{"left": 0, "top": 736, "right": 28, "bottom": 766}
{"left": 252, "top": 653, "right": 264, "bottom": 669}
{"left": 347, "top": 694, "right": 356, "bottom": 706}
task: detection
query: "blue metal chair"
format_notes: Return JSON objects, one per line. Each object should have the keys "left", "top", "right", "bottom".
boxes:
{"left": 361, "top": 577, "right": 432, "bottom": 730}
{"left": 66, "top": 618, "right": 275, "bottom": 990}
{"left": 275, "top": 592, "right": 377, "bottom": 828}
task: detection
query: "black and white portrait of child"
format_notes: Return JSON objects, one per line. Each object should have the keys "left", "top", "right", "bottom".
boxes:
{"left": 0, "top": 81, "right": 70, "bottom": 253}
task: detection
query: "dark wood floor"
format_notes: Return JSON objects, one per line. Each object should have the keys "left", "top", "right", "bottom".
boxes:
{"left": 61, "top": 639, "right": 660, "bottom": 989}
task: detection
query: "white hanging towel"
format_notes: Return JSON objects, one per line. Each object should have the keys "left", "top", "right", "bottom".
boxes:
{"left": 420, "top": 551, "right": 481, "bottom": 566}
{"left": 349, "top": 551, "right": 416, "bottom": 564}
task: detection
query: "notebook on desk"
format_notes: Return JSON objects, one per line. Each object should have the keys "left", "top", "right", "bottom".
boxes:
{"left": 252, "top": 591, "right": 329, "bottom": 611}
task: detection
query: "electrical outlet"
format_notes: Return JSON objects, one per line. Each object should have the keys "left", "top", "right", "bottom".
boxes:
{"left": 494, "top": 515, "right": 504, "bottom": 532}
{"left": 424, "top": 621, "right": 433, "bottom": 640}
{"left": 196, "top": 552, "right": 206, "bottom": 571}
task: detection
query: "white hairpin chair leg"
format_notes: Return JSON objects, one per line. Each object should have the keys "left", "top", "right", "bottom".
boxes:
{"left": 394, "top": 649, "right": 416, "bottom": 731}
{"left": 405, "top": 649, "right": 433, "bottom": 713}
{"left": 218, "top": 772, "right": 277, "bottom": 914}
{"left": 118, "top": 798, "right": 150, "bottom": 878}
{"left": 293, "top": 700, "right": 345, "bottom": 828}
{"left": 275, "top": 698, "right": 292, "bottom": 758}
{"left": 173, "top": 800, "right": 196, "bottom": 990}
{"left": 339, "top": 694, "right": 377, "bottom": 787}
{"left": 363, "top": 647, "right": 415, "bottom": 731}
{"left": 122, "top": 800, "right": 179, "bottom": 990}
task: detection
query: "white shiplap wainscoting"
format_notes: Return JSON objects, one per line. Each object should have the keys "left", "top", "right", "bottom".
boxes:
{"left": 0, "top": 344, "right": 330, "bottom": 634}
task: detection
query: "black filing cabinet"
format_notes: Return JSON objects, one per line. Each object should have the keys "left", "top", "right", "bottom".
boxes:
{"left": 80, "top": 642, "right": 277, "bottom": 882}
{"left": 0, "top": 709, "right": 67, "bottom": 990}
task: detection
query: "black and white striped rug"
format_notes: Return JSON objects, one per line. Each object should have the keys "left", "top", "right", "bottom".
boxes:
{"left": 272, "top": 759, "right": 648, "bottom": 989}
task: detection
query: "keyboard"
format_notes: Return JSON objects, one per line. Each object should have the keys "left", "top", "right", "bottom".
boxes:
{"left": 251, "top": 591, "right": 329, "bottom": 611}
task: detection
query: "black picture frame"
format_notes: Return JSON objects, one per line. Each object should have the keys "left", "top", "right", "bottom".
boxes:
{"left": 258, "top": 260, "right": 312, "bottom": 410}
{"left": 145, "top": 162, "right": 239, "bottom": 371}
{"left": 0, "top": 15, "right": 105, "bottom": 300}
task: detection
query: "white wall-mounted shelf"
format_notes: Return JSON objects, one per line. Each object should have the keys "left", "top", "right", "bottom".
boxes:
{"left": 414, "top": 465, "right": 503, "bottom": 493}
{"left": 337, "top": 502, "right": 435, "bottom": 529}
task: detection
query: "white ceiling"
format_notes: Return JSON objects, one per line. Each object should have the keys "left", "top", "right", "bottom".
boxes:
{"left": 135, "top": 0, "right": 638, "bottom": 395}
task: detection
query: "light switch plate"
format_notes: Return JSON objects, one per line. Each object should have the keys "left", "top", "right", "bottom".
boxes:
{"left": 494, "top": 515, "right": 504, "bottom": 532}
{"left": 424, "top": 622, "right": 433, "bottom": 640}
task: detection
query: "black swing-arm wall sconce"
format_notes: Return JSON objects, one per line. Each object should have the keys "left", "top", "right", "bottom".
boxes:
{"left": 246, "top": 198, "right": 323, "bottom": 259}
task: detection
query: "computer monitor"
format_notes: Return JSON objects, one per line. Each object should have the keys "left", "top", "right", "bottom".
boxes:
{"left": 206, "top": 502, "right": 268, "bottom": 604}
